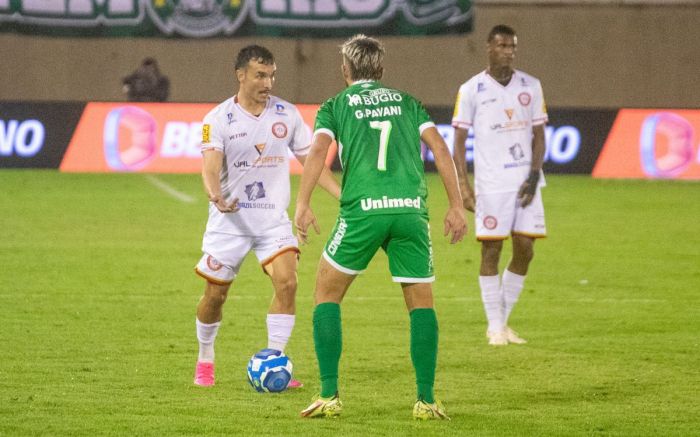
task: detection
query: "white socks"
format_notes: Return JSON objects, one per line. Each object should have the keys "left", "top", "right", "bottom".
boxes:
{"left": 195, "top": 315, "right": 294, "bottom": 363}
{"left": 479, "top": 270, "right": 527, "bottom": 332}
{"left": 502, "top": 269, "right": 526, "bottom": 326}
{"left": 196, "top": 319, "right": 221, "bottom": 363}
{"left": 479, "top": 275, "right": 503, "bottom": 333}
{"left": 267, "top": 314, "right": 295, "bottom": 352}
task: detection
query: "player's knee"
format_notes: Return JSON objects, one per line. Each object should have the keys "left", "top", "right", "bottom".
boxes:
{"left": 204, "top": 283, "right": 229, "bottom": 306}
{"left": 274, "top": 275, "right": 298, "bottom": 298}
{"left": 514, "top": 241, "right": 534, "bottom": 264}
{"left": 209, "top": 292, "right": 227, "bottom": 307}
{"left": 482, "top": 246, "right": 502, "bottom": 265}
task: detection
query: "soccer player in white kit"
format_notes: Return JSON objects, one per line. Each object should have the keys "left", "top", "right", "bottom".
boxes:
{"left": 193, "top": 45, "right": 340, "bottom": 386}
{"left": 452, "top": 25, "right": 548, "bottom": 346}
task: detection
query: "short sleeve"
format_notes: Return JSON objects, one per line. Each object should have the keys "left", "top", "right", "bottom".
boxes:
{"left": 531, "top": 80, "right": 548, "bottom": 126}
{"left": 201, "top": 111, "right": 225, "bottom": 153}
{"left": 313, "top": 98, "right": 337, "bottom": 141}
{"left": 451, "top": 83, "right": 473, "bottom": 130}
{"left": 412, "top": 97, "right": 435, "bottom": 134}
{"left": 289, "top": 106, "right": 312, "bottom": 156}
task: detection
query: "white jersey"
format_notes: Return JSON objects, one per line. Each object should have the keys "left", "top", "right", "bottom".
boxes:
{"left": 201, "top": 95, "right": 310, "bottom": 235}
{"left": 452, "top": 69, "right": 548, "bottom": 195}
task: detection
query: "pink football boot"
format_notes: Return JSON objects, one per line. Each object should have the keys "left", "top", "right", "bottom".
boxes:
{"left": 194, "top": 361, "right": 215, "bottom": 386}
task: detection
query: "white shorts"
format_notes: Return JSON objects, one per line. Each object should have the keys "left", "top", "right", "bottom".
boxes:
{"left": 475, "top": 189, "right": 546, "bottom": 241}
{"left": 195, "top": 225, "right": 299, "bottom": 285}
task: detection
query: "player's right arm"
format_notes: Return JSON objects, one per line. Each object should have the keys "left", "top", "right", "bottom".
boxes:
{"left": 200, "top": 116, "right": 238, "bottom": 213}
{"left": 452, "top": 127, "right": 475, "bottom": 212}
{"left": 422, "top": 126, "right": 467, "bottom": 244}
{"left": 202, "top": 150, "right": 239, "bottom": 213}
{"left": 451, "top": 83, "right": 476, "bottom": 212}
{"left": 294, "top": 132, "right": 332, "bottom": 244}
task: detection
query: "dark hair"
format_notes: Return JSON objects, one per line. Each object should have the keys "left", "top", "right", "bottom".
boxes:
{"left": 234, "top": 45, "right": 275, "bottom": 71}
{"left": 487, "top": 24, "right": 516, "bottom": 42}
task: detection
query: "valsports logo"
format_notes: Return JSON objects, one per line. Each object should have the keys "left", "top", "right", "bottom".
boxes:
{"left": 146, "top": 0, "right": 250, "bottom": 37}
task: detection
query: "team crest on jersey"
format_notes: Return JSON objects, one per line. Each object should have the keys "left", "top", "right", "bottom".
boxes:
{"left": 518, "top": 92, "right": 531, "bottom": 106}
{"left": 483, "top": 216, "right": 498, "bottom": 230}
{"left": 145, "top": 0, "right": 249, "bottom": 38}
{"left": 272, "top": 122, "right": 288, "bottom": 139}
{"left": 254, "top": 143, "right": 265, "bottom": 155}
{"left": 244, "top": 181, "right": 266, "bottom": 201}
{"left": 206, "top": 255, "right": 223, "bottom": 271}
{"left": 505, "top": 109, "right": 514, "bottom": 120}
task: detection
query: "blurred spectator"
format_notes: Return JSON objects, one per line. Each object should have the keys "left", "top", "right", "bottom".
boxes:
{"left": 122, "top": 57, "right": 170, "bottom": 102}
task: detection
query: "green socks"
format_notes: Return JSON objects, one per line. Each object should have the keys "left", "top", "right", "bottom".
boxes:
{"left": 314, "top": 303, "right": 437, "bottom": 403}
{"left": 313, "top": 302, "right": 342, "bottom": 398}
{"left": 410, "top": 308, "right": 438, "bottom": 404}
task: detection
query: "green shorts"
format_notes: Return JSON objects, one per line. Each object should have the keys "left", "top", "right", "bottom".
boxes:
{"left": 323, "top": 213, "right": 434, "bottom": 283}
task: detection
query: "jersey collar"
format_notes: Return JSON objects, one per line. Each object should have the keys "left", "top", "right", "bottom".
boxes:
{"left": 484, "top": 69, "right": 517, "bottom": 89}
{"left": 350, "top": 79, "right": 376, "bottom": 85}
{"left": 233, "top": 94, "right": 270, "bottom": 120}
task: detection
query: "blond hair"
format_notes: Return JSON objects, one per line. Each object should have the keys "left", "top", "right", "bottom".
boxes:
{"left": 341, "top": 34, "right": 385, "bottom": 81}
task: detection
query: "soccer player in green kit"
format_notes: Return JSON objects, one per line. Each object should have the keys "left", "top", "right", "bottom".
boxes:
{"left": 295, "top": 34, "right": 467, "bottom": 420}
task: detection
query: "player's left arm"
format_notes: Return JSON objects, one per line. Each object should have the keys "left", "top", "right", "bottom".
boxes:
{"left": 422, "top": 126, "right": 467, "bottom": 244}
{"left": 295, "top": 153, "right": 341, "bottom": 200}
{"left": 518, "top": 123, "right": 546, "bottom": 208}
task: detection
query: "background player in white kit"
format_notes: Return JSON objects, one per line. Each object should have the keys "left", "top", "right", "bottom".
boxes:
{"left": 452, "top": 25, "right": 548, "bottom": 346}
{"left": 193, "top": 45, "right": 340, "bottom": 386}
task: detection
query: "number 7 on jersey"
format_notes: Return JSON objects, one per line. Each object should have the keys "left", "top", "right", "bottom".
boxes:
{"left": 369, "top": 120, "right": 392, "bottom": 171}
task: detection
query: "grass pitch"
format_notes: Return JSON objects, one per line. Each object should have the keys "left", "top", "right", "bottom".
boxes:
{"left": 0, "top": 171, "right": 698, "bottom": 436}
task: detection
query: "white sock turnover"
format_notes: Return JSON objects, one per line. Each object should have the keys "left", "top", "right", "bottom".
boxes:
{"left": 502, "top": 269, "right": 526, "bottom": 326}
{"left": 196, "top": 318, "right": 221, "bottom": 363}
{"left": 266, "top": 314, "right": 295, "bottom": 352}
{"left": 479, "top": 275, "right": 504, "bottom": 333}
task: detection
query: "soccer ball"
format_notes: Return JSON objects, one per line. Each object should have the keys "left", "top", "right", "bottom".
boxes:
{"left": 246, "top": 348, "right": 293, "bottom": 393}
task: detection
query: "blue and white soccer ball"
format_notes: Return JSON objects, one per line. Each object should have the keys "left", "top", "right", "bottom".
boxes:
{"left": 246, "top": 348, "right": 293, "bottom": 393}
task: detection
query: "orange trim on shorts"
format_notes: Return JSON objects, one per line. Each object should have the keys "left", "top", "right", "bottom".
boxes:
{"left": 477, "top": 235, "right": 509, "bottom": 242}
{"left": 511, "top": 231, "right": 547, "bottom": 239}
{"left": 260, "top": 247, "right": 301, "bottom": 272}
{"left": 194, "top": 268, "right": 233, "bottom": 286}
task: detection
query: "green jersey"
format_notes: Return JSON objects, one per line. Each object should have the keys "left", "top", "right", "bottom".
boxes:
{"left": 315, "top": 81, "right": 434, "bottom": 216}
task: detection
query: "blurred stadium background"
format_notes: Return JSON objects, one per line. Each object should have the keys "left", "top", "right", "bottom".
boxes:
{"left": 1, "top": 1, "right": 699, "bottom": 435}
